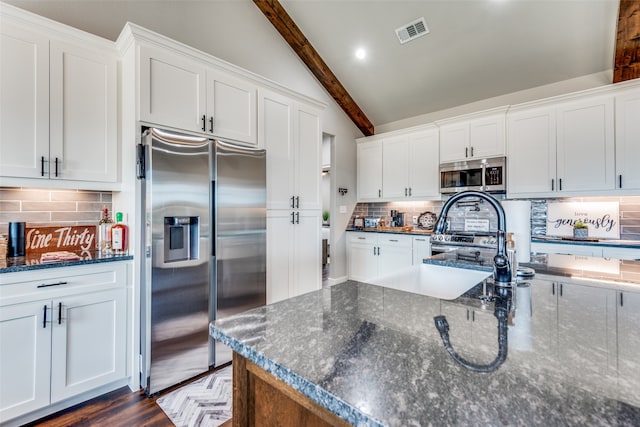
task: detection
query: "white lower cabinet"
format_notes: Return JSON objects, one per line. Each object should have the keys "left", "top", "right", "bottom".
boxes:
{"left": 0, "top": 262, "right": 129, "bottom": 424}
{"left": 531, "top": 242, "right": 640, "bottom": 260}
{"left": 412, "top": 236, "right": 431, "bottom": 265}
{"left": 347, "top": 232, "right": 413, "bottom": 282}
{"left": 266, "top": 210, "right": 321, "bottom": 304}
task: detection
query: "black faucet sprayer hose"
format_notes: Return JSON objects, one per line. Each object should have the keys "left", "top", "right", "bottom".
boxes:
{"left": 434, "top": 285, "right": 512, "bottom": 373}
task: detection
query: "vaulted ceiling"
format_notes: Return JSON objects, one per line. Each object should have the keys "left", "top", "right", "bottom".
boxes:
{"left": 272, "top": 0, "right": 622, "bottom": 132}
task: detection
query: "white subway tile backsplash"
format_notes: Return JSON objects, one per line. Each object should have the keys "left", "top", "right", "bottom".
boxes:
{"left": 0, "top": 187, "right": 112, "bottom": 235}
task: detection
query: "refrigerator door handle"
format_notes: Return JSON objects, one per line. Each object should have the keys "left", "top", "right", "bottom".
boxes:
{"left": 136, "top": 143, "right": 146, "bottom": 179}
{"left": 212, "top": 180, "right": 216, "bottom": 257}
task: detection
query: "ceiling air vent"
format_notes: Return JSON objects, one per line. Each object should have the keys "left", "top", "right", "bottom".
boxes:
{"left": 395, "top": 17, "right": 429, "bottom": 44}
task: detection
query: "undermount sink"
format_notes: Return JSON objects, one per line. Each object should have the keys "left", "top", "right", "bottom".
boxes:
{"left": 368, "top": 263, "right": 492, "bottom": 300}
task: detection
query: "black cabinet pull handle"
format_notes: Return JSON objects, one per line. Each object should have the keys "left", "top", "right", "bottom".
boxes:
{"left": 43, "top": 305, "right": 48, "bottom": 328}
{"left": 37, "top": 281, "right": 68, "bottom": 288}
{"left": 295, "top": 212, "right": 300, "bottom": 224}
{"left": 290, "top": 211, "right": 295, "bottom": 224}
{"left": 290, "top": 196, "right": 295, "bottom": 209}
{"left": 201, "top": 115, "right": 206, "bottom": 131}
{"left": 409, "top": 187, "right": 412, "bottom": 196}
{"left": 560, "top": 283, "right": 563, "bottom": 297}
{"left": 55, "top": 157, "right": 59, "bottom": 177}
{"left": 378, "top": 189, "right": 381, "bottom": 198}
{"left": 552, "top": 282, "right": 555, "bottom": 295}
{"left": 619, "top": 174, "right": 623, "bottom": 189}
{"left": 209, "top": 116, "right": 214, "bottom": 133}
{"left": 58, "top": 302, "right": 62, "bottom": 325}
{"left": 295, "top": 196, "right": 300, "bottom": 209}
{"left": 466, "top": 309, "right": 470, "bottom": 320}
{"left": 41, "top": 156, "right": 45, "bottom": 177}
{"left": 559, "top": 178, "right": 563, "bottom": 191}
{"left": 405, "top": 188, "right": 408, "bottom": 196}
{"left": 470, "top": 146, "right": 474, "bottom": 157}
{"left": 465, "top": 147, "right": 468, "bottom": 158}
{"left": 620, "top": 292, "right": 624, "bottom": 307}
{"left": 551, "top": 179, "right": 554, "bottom": 191}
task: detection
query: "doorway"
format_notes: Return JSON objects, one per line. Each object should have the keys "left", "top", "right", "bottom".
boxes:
{"left": 321, "top": 133, "right": 333, "bottom": 287}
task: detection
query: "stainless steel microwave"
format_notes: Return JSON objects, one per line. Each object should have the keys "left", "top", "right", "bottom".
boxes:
{"left": 439, "top": 156, "right": 506, "bottom": 194}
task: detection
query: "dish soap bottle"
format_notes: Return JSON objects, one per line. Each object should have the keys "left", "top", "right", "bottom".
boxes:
{"left": 506, "top": 232, "right": 517, "bottom": 282}
{"left": 98, "top": 205, "right": 113, "bottom": 253}
{"left": 111, "top": 212, "right": 129, "bottom": 254}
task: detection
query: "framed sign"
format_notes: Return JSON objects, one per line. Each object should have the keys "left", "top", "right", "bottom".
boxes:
{"left": 546, "top": 202, "right": 619, "bottom": 239}
{"left": 26, "top": 225, "right": 97, "bottom": 253}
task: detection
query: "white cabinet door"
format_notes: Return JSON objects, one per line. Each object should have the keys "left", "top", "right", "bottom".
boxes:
{"left": 507, "top": 107, "right": 556, "bottom": 196}
{"left": 615, "top": 89, "right": 640, "bottom": 191}
{"left": 294, "top": 103, "right": 322, "bottom": 210}
{"left": 349, "top": 241, "right": 378, "bottom": 282}
{"left": 266, "top": 211, "right": 293, "bottom": 304}
{"left": 49, "top": 40, "right": 117, "bottom": 183}
{"left": 139, "top": 45, "right": 206, "bottom": 133}
{"left": 408, "top": 129, "right": 439, "bottom": 199}
{"left": 378, "top": 236, "right": 413, "bottom": 277}
{"left": 530, "top": 242, "right": 602, "bottom": 257}
{"left": 382, "top": 135, "right": 409, "bottom": 199}
{"left": 357, "top": 140, "right": 383, "bottom": 201}
{"left": 266, "top": 210, "right": 321, "bottom": 302}
{"left": 617, "top": 291, "right": 640, "bottom": 403}
{"left": 291, "top": 210, "right": 321, "bottom": 297}
{"left": 0, "top": 300, "right": 52, "bottom": 422}
{"left": 261, "top": 90, "right": 294, "bottom": 211}
{"left": 206, "top": 70, "right": 257, "bottom": 145}
{"left": 557, "top": 282, "right": 617, "bottom": 388}
{"left": 469, "top": 114, "right": 505, "bottom": 159}
{"left": 556, "top": 96, "right": 615, "bottom": 192}
{"left": 0, "top": 22, "right": 49, "bottom": 179}
{"left": 50, "top": 288, "right": 127, "bottom": 403}
{"left": 439, "top": 122, "right": 469, "bottom": 163}
{"left": 412, "top": 237, "right": 431, "bottom": 265}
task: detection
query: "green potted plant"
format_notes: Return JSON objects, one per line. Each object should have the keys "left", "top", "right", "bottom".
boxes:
{"left": 322, "top": 210, "right": 329, "bottom": 225}
{"left": 573, "top": 220, "right": 588, "bottom": 239}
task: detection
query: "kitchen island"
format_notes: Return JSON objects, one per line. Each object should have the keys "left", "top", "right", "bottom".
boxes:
{"left": 210, "top": 256, "right": 640, "bottom": 426}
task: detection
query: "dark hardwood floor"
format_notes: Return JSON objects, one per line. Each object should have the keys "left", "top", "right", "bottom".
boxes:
{"left": 24, "top": 368, "right": 232, "bottom": 427}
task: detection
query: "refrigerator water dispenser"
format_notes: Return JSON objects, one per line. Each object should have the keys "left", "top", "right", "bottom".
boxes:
{"left": 164, "top": 216, "right": 199, "bottom": 262}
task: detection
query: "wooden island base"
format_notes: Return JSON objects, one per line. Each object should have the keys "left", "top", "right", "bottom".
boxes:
{"left": 232, "top": 352, "right": 352, "bottom": 427}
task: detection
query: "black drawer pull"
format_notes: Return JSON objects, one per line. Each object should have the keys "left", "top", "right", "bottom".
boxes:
{"left": 37, "top": 281, "right": 68, "bottom": 288}
{"left": 43, "top": 305, "right": 48, "bottom": 328}
{"left": 201, "top": 115, "right": 206, "bottom": 131}
{"left": 55, "top": 157, "right": 59, "bottom": 177}
{"left": 41, "top": 156, "right": 45, "bottom": 177}
{"left": 58, "top": 302, "right": 63, "bottom": 324}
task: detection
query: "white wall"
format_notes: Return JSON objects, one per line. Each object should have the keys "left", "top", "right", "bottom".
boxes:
{"left": 5, "top": 0, "right": 361, "bottom": 282}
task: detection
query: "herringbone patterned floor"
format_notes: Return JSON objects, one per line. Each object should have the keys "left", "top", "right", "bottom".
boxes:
{"left": 156, "top": 366, "right": 232, "bottom": 427}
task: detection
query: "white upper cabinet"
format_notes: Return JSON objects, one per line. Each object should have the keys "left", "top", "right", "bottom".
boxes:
{"left": 206, "top": 70, "right": 257, "bottom": 145}
{"left": 49, "top": 40, "right": 117, "bottom": 183}
{"left": 139, "top": 45, "right": 207, "bottom": 134}
{"left": 357, "top": 127, "right": 439, "bottom": 202}
{"left": 0, "top": 22, "right": 49, "bottom": 180}
{"left": 438, "top": 110, "right": 506, "bottom": 163}
{"left": 508, "top": 94, "right": 614, "bottom": 197}
{"left": 615, "top": 88, "right": 640, "bottom": 191}
{"left": 357, "top": 139, "right": 383, "bottom": 201}
{"left": 261, "top": 89, "right": 321, "bottom": 211}
{"left": 0, "top": 10, "right": 118, "bottom": 188}
{"left": 138, "top": 45, "right": 258, "bottom": 145}
{"left": 507, "top": 106, "right": 557, "bottom": 196}
{"left": 555, "top": 96, "right": 614, "bottom": 192}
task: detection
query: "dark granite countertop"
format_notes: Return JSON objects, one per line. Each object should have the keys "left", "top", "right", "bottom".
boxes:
{"left": 346, "top": 227, "right": 433, "bottom": 236}
{"left": 211, "top": 264, "right": 640, "bottom": 426}
{"left": 532, "top": 235, "right": 640, "bottom": 249}
{"left": 0, "top": 251, "right": 133, "bottom": 273}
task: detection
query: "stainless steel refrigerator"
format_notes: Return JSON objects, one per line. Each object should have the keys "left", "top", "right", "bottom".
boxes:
{"left": 138, "top": 127, "right": 266, "bottom": 395}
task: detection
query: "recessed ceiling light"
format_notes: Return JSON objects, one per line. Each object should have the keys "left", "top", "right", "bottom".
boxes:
{"left": 355, "top": 48, "right": 366, "bottom": 60}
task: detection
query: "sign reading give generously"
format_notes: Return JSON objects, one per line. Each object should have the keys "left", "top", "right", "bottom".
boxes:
{"left": 26, "top": 225, "right": 97, "bottom": 253}
{"left": 546, "top": 202, "right": 620, "bottom": 239}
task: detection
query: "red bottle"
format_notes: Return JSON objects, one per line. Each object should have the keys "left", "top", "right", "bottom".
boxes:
{"left": 111, "top": 212, "right": 128, "bottom": 254}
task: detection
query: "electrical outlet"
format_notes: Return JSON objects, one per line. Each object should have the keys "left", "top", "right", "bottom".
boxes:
{"left": 412, "top": 215, "right": 418, "bottom": 225}
{"left": 339, "top": 205, "right": 347, "bottom": 214}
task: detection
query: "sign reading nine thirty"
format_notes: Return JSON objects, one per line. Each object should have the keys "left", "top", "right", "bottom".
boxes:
{"left": 26, "top": 225, "right": 97, "bottom": 253}
{"left": 546, "top": 202, "right": 619, "bottom": 239}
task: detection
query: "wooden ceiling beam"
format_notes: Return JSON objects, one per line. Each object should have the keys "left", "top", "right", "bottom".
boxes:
{"left": 253, "top": 0, "right": 375, "bottom": 136}
{"left": 614, "top": 0, "right": 640, "bottom": 82}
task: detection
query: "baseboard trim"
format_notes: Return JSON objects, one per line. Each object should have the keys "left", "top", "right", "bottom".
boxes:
{"left": 327, "top": 276, "right": 348, "bottom": 286}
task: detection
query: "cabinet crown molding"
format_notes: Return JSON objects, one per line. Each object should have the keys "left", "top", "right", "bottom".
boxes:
{"left": 116, "top": 22, "right": 325, "bottom": 111}
{"left": 433, "top": 105, "right": 510, "bottom": 127}
{"left": 355, "top": 123, "right": 438, "bottom": 144}
{"left": 0, "top": 2, "right": 116, "bottom": 53}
